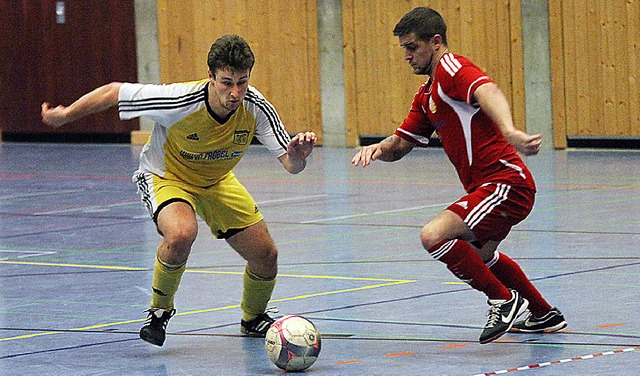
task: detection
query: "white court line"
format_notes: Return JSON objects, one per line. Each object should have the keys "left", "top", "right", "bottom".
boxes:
{"left": 301, "top": 202, "right": 450, "bottom": 223}
{"left": 31, "top": 201, "right": 140, "bottom": 215}
{"left": 257, "top": 194, "right": 328, "bottom": 205}
{"left": 0, "top": 189, "right": 86, "bottom": 200}
{"left": 33, "top": 195, "right": 328, "bottom": 219}
{"left": 31, "top": 195, "right": 327, "bottom": 216}
{"left": 0, "top": 249, "right": 57, "bottom": 260}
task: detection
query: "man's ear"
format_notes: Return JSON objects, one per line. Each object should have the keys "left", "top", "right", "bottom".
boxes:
{"left": 432, "top": 34, "right": 444, "bottom": 48}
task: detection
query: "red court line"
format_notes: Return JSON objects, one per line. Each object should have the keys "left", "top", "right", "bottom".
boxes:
{"left": 474, "top": 346, "right": 640, "bottom": 375}
{"left": 0, "top": 173, "right": 129, "bottom": 180}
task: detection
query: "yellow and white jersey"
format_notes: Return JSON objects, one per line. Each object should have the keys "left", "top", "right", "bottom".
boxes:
{"left": 118, "top": 79, "right": 291, "bottom": 187}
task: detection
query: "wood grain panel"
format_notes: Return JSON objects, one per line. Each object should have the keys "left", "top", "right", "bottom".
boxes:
{"left": 157, "top": 0, "right": 322, "bottom": 142}
{"left": 549, "top": 0, "right": 640, "bottom": 144}
{"left": 627, "top": 0, "right": 640, "bottom": 134}
{"left": 343, "top": 0, "right": 527, "bottom": 145}
{"left": 549, "top": 0, "right": 567, "bottom": 148}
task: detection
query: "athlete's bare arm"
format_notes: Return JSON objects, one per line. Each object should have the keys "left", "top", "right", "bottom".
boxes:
{"left": 474, "top": 82, "right": 541, "bottom": 156}
{"left": 41, "top": 82, "right": 122, "bottom": 127}
{"left": 351, "top": 134, "right": 415, "bottom": 167}
{"left": 278, "top": 132, "right": 317, "bottom": 174}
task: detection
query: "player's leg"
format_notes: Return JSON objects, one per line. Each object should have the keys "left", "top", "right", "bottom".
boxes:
{"left": 196, "top": 172, "right": 276, "bottom": 336}
{"left": 226, "top": 220, "right": 278, "bottom": 336}
{"left": 133, "top": 172, "right": 198, "bottom": 346}
{"left": 481, "top": 243, "right": 550, "bottom": 316}
{"left": 153, "top": 200, "right": 198, "bottom": 306}
{"left": 421, "top": 210, "right": 513, "bottom": 301}
{"left": 480, "top": 244, "right": 567, "bottom": 333}
{"left": 472, "top": 183, "right": 567, "bottom": 334}
{"left": 139, "top": 200, "right": 199, "bottom": 346}
{"left": 425, "top": 185, "right": 529, "bottom": 343}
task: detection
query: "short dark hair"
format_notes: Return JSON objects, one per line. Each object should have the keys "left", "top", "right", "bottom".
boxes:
{"left": 207, "top": 34, "right": 255, "bottom": 76}
{"left": 393, "top": 7, "right": 447, "bottom": 45}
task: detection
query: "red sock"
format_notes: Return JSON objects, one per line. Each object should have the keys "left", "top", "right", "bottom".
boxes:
{"left": 487, "top": 252, "right": 552, "bottom": 317}
{"left": 429, "top": 240, "right": 511, "bottom": 300}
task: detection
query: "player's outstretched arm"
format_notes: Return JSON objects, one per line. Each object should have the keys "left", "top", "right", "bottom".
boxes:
{"left": 279, "top": 132, "right": 317, "bottom": 174}
{"left": 41, "top": 82, "right": 123, "bottom": 127}
{"left": 474, "top": 82, "right": 541, "bottom": 156}
{"left": 351, "top": 134, "right": 414, "bottom": 167}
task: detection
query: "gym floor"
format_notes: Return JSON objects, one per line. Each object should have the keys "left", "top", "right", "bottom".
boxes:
{"left": 1, "top": 142, "right": 638, "bottom": 375}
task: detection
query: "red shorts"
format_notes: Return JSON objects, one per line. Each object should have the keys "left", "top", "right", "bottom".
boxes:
{"left": 446, "top": 182, "right": 535, "bottom": 246}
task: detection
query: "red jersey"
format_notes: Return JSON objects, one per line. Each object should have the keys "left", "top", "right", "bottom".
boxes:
{"left": 395, "top": 53, "right": 536, "bottom": 193}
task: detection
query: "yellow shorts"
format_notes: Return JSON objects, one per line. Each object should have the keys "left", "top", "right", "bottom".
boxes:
{"left": 133, "top": 171, "right": 263, "bottom": 238}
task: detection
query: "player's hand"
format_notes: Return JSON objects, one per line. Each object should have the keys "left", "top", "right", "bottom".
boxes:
{"left": 287, "top": 132, "right": 317, "bottom": 160}
{"left": 351, "top": 144, "right": 382, "bottom": 167}
{"left": 41, "top": 102, "right": 70, "bottom": 127}
{"left": 505, "top": 130, "right": 541, "bottom": 156}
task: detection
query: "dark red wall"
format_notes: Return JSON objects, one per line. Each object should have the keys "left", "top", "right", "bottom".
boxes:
{"left": 0, "top": 0, "right": 138, "bottom": 137}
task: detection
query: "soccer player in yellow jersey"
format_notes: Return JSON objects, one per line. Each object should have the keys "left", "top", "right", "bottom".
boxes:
{"left": 41, "top": 35, "right": 317, "bottom": 346}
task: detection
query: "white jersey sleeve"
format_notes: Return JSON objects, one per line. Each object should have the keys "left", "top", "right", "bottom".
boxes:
{"left": 117, "top": 81, "right": 208, "bottom": 127}
{"left": 244, "top": 87, "right": 291, "bottom": 158}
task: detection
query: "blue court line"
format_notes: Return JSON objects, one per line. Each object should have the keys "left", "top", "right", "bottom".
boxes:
{"left": 0, "top": 218, "right": 144, "bottom": 240}
{"left": 529, "top": 260, "right": 640, "bottom": 281}
{"left": 0, "top": 337, "right": 138, "bottom": 360}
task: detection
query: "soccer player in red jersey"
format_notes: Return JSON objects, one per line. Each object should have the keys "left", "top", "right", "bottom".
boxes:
{"left": 352, "top": 7, "right": 566, "bottom": 343}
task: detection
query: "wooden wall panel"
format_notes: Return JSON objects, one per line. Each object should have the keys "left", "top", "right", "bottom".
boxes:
{"left": 342, "top": 0, "right": 526, "bottom": 146}
{"left": 550, "top": 0, "right": 640, "bottom": 146}
{"left": 549, "top": 0, "right": 567, "bottom": 148}
{"left": 157, "top": 0, "right": 322, "bottom": 142}
{"left": 155, "top": 1, "right": 640, "bottom": 148}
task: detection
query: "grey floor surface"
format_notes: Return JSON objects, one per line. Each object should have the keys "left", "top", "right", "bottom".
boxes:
{"left": 0, "top": 142, "right": 638, "bottom": 375}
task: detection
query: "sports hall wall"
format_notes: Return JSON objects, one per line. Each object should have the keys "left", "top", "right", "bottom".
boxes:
{"left": 156, "top": 0, "right": 526, "bottom": 148}
{"left": 549, "top": 0, "right": 640, "bottom": 148}
{"left": 1, "top": 1, "right": 638, "bottom": 148}
{"left": 156, "top": 0, "right": 323, "bottom": 144}
{"left": 154, "top": 0, "right": 640, "bottom": 149}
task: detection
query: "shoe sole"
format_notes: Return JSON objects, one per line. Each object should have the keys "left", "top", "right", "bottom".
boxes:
{"left": 140, "top": 335, "right": 165, "bottom": 347}
{"left": 240, "top": 328, "right": 267, "bottom": 337}
{"left": 509, "top": 320, "right": 567, "bottom": 333}
{"left": 479, "top": 298, "right": 529, "bottom": 344}
{"left": 140, "top": 330, "right": 165, "bottom": 347}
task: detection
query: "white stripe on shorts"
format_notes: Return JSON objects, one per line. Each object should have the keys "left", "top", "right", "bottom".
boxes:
{"left": 133, "top": 171, "right": 156, "bottom": 219}
{"left": 464, "top": 183, "right": 510, "bottom": 230}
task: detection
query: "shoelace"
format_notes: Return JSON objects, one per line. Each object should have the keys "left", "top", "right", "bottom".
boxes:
{"left": 485, "top": 303, "right": 503, "bottom": 328}
{"left": 143, "top": 308, "right": 174, "bottom": 328}
{"left": 142, "top": 308, "right": 158, "bottom": 325}
{"left": 249, "top": 307, "right": 280, "bottom": 332}
{"left": 265, "top": 307, "right": 279, "bottom": 316}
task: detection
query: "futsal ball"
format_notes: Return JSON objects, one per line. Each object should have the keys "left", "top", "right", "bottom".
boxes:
{"left": 264, "top": 315, "right": 321, "bottom": 372}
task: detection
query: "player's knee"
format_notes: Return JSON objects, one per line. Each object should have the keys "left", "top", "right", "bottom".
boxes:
{"left": 420, "top": 225, "right": 443, "bottom": 251}
{"left": 261, "top": 246, "right": 278, "bottom": 267}
{"left": 165, "top": 226, "right": 197, "bottom": 252}
{"left": 247, "top": 246, "right": 278, "bottom": 279}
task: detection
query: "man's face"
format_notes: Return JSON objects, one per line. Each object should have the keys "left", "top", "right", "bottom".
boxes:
{"left": 398, "top": 33, "right": 434, "bottom": 75}
{"left": 209, "top": 68, "right": 250, "bottom": 113}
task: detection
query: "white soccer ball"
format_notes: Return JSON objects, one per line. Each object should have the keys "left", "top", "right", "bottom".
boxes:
{"left": 264, "top": 315, "right": 321, "bottom": 372}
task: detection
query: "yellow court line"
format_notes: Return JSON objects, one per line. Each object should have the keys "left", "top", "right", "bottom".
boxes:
{"left": 187, "top": 269, "right": 413, "bottom": 283}
{"left": 0, "top": 260, "right": 146, "bottom": 271}
{"left": 0, "top": 260, "right": 416, "bottom": 342}
{"left": 2, "top": 331, "right": 61, "bottom": 341}
{"left": 0, "top": 260, "right": 414, "bottom": 283}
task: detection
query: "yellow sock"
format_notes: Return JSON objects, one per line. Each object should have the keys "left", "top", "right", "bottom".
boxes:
{"left": 241, "top": 267, "right": 276, "bottom": 321}
{"left": 150, "top": 254, "right": 186, "bottom": 310}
